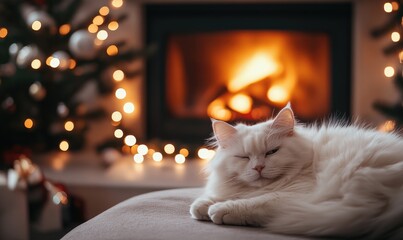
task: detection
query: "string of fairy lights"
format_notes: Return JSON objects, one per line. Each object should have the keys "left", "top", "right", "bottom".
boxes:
{"left": 0, "top": 0, "right": 216, "bottom": 164}
{"left": 94, "top": 1, "right": 215, "bottom": 164}
{"left": 377, "top": 1, "right": 402, "bottom": 132}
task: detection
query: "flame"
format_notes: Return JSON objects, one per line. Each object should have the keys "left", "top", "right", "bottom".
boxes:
{"left": 228, "top": 52, "right": 278, "bottom": 92}
{"left": 267, "top": 85, "right": 289, "bottom": 104}
{"left": 228, "top": 93, "right": 253, "bottom": 114}
{"left": 207, "top": 99, "right": 232, "bottom": 121}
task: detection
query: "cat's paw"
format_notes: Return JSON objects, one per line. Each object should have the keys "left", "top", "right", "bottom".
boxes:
{"left": 190, "top": 198, "right": 215, "bottom": 221}
{"left": 208, "top": 201, "right": 248, "bottom": 226}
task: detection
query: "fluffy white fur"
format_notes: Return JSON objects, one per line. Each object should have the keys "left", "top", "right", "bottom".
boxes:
{"left": 190, "top": 104, "right": 403, "bottom": 239}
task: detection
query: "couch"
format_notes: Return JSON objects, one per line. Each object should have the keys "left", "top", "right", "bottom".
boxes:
{"left": 62, "top": 188, "right": 312, "bottom": 240}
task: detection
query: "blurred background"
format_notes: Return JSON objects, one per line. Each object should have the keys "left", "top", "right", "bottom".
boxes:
{"left": 0, "top": 0, "right": 402, "bottom": 239}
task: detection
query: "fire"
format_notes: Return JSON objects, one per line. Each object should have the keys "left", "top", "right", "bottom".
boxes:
{"left": 267, "top": 85, "right": 289, "bottom": 104}
{"left": 228, "top": 93, "right": 253, "bottom": 114}
{"left": 207, "top": 99, "right": 232, "bottom": 121}
{"left": 228, "top": 52, "right": 278, "bottom": 92}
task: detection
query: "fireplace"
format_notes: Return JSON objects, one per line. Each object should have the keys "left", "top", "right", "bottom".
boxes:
{"left": 145, "top": 3, "right": 352, "bottom": 143}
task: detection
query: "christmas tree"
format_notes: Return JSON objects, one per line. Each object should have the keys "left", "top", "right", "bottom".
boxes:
{"left": 372, "top": 1, "right": 403, "bottom": 129}
{"left": 0, "top": 0, "right": 147, "bottom": 168}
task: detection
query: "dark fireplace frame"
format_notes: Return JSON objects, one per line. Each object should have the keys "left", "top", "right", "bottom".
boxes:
{"left": 145, "top": 3, "right": 352, "bottom": 143}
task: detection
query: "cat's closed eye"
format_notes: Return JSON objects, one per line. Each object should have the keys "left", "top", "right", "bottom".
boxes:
{"left": 235, "top": 155, "right": 250, "bottom": 160}
{"left": 265, "top": 147, "right": 280, "bottom": 157}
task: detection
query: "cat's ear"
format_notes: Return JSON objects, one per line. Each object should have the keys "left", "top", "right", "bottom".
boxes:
{"left": 272, "top": 102, "right": 295, "bottom": 135}
{"left": 212, "top": 119, "right": 237, "bottom": 148}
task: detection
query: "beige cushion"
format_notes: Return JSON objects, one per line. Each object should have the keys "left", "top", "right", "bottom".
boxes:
{"left": 62, "top": 188, "right": 310, "bottom": 240}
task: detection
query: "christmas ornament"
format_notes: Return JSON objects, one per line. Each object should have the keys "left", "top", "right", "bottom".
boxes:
{"left": 57, "top": 102, "right": 69, "bottom": 117}
{"left": 16, "top": 45, "right": 43, "bottom": 68}
{"left": 29, "top": 81, "right": 46, "bottom": 101}
{"left": 68, "top": 30, "right": 98, "bottom": 60}
{"left": 8, "top": 43, "right": 23, "bottom": 58}
{"left": 21, "top": 3, "right": 56, "bottom": 33}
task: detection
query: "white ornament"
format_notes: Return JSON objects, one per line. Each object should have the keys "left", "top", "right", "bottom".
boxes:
{"left": 29, "top": 81, "right": 46, "bottom": 101}
{"left": 16, "top": 45, "right": 43, "bottom": 68}
{"left": 9, "top": 43, "right": 23, "bottom": 58}
{"left": 51, "top": 51, "right": 70, "bottom": 70}
{"left": 57, "top": 102, "right": 69, "bottom": 117}
{"left": 27, "top": 11, "right": 56, "bottom": 33}
{"left": 69, "top": 30, "right": 98, "bottom": 60}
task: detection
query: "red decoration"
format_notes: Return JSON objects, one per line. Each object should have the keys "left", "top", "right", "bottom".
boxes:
{"left": 2, "top": 146, "right": 32, "bottom": 168}
{"left": 27, "top": 0, "right": 47, "bottom": 7}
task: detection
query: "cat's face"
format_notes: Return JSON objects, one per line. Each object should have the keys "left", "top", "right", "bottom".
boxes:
{"left": 211, "top": 105, "right": 312, "bottom": 187}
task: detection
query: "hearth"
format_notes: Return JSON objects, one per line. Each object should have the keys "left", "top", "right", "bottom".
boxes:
{"left": 145, "top": 3, "right": 352, "bottom": 143}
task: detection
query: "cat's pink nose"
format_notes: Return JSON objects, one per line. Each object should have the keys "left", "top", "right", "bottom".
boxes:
{"left": 253, "top": 165, "right": 265, "bottom": 174}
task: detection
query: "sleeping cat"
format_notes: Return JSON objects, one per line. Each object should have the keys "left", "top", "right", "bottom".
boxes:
{"left": 190, "top": 104, "right": 403, "bottom": 239}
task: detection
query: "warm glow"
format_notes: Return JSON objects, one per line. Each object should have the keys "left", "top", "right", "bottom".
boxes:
{"left": 114, "top": 129, "right": 123, "bottom": 138}
{"left": 124, "top": 135, "right": 137, "bottom": 146}
{"left": 198, "top": 148, "right": 216, "bottom": 161}
{"left": 228, "top": 93, "right": 253, "bottom": 114}
{"left": 384, "top": 66, "right": 395, "bottom": 77}
{"left": 152, "top": 152, "right": 163, "bottom": 162}
{"left": 391, "top": 32, "right": 400, "bottom": 42}
{"left": 137, "top": 144, "right": 149, "bottom": 155}
{"left": 198, "top": 148, "right": 209, "bottom": 160}
{"left": 97, "top": 30, "right": 108, "bottom": 40}
{"left": 50, "top": 58, "right": 60, "bottom": 68}
{"left": 123, "top": 102, "right": 135, "bottom": 113}
{"left": 69, "top": 59, "right": 76, "bottom": 69}
{"left": 214, "top": 109, "right": 232, "bottom": 121}
{"left": 378, "top": 120, "right": 396, "bottom": 132}
{"left": 267, "top": 85, "right": 289, "bottom": 103}
{"left": 46, "top": 56, "right": 53, "bottom": 66}
{"left": 59, "top": 141, "right": 69, "bottom": 151}
{"left": 31, "top": 59, "right": 41, "bottom": 69}
{"left": 93, "top": 15, "right": 104, "bottom": 26}
{"left": 130, "top": 145, "right": 138, "bottom": 154}
{"left": 115, "top": 88, "right": 126, "bottom": 99}
{"left": 228, "top": 53, "right": 278, "bottom": 92}
{"left": 32, "top": 20, "right": 42, "bottom": 31}
{"left": 94, "top": 38, "right": 103, "bottom": 46}
{"left": 175, "top": 154, "right": 186, "bottom": 164}
{"left": 88, "top": 24, "right": 98, "bottom": 33}
{"left": 99, "top": 6, "right": 110, "bottom": 16}
{"left": 107, "top": 45, "right": 118, "bottom": 56}
{"left": 384, "top": 2, "right": 398, "bottom": 12}
{"left": 111, "top": 111, "right": 122, "bottom": 122}
{"left": 24, "top": 118, "right": 34, "bottom": 129}
{"left": 108, "top": 21, "right": 119, "bottom": 31}
{"left": 113, "top": 70, "right": 125, "bottom": 81}
{"left": 111, "top": 0, "right": 123, "bottom": 8}
{"left": 400, "top": 51, "right": 403, "bottom": 63}
{"left": 53, "top": 191, "right": 68, "bottom": 205}
{"left": 133, "top": 154, "right": 144, "bottom": 164}
{"left": 0, "top": 28, "right": 8, "bottom": 38}
{"left": 392, "top": 1, "right": 399, "bottom": 10}
{"left": 207, "top": 99, "right": 232, "bottom": 121}
{"left": 64, "top": 121, "right": 74, "bottom": 131}
{"left": 384, "top": 2, "right": 393, "bottom": 12}
{"left": 164, "top": 144, "right": 175, "bottom": 154}
{"left": 59, "top": 24, "right": 71, "bottom": 35}
{"left": 179, "top": 148, "right": 189, "bottom": 157}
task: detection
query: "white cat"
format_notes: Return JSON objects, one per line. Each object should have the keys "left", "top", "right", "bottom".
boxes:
{"left": 190, "top": 104, "right": 403, "bottom": 239}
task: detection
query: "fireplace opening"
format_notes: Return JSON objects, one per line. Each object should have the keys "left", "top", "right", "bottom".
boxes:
{"left": 166, "top": 31, "right": 330, "bottom": 123}
{"left": 146, "top": 3, "right": 351, "bottom": 143}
